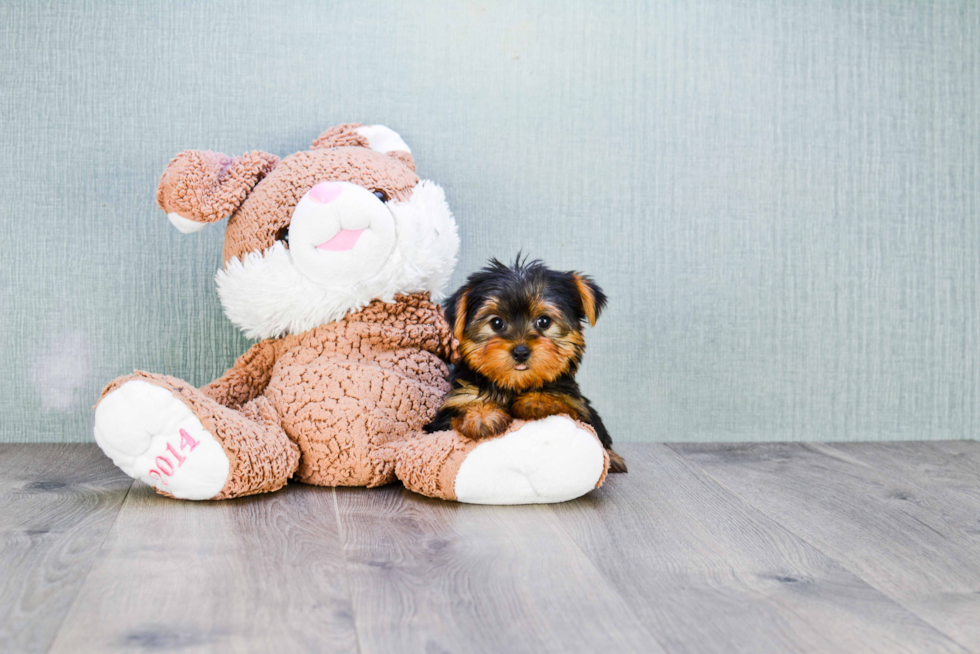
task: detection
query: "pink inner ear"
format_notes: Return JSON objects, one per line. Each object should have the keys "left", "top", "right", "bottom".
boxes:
{"left": 309, "top": 182, "right": 342, "bottom": 204}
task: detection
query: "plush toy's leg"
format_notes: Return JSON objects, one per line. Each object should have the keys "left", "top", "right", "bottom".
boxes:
{"left": 94, "top": 372, "right": 299, "bottom": 500}
{"left": 394, "top": 415, "right": 610, "bottom": 504}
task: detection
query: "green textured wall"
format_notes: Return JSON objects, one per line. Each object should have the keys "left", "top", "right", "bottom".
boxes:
{"left": 2, "top": 0, "right": 978, "bottom": 443}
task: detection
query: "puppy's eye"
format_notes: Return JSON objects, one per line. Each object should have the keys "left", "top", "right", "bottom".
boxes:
{"left": 489, "top": 317, "right": 505, "bottom": 332}
{"left": 275, "top": 225, "right": 290, "bottom": 248}
{"left": 535, "top": 316, "right": 552, "bottom": 330}
{"left": 372, "top": 189, "right": 388, "bottom": 202}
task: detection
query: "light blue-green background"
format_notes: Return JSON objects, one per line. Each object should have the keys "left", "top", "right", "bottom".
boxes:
{"left": 1, "top": 0, "right": 977, "bottom": 443}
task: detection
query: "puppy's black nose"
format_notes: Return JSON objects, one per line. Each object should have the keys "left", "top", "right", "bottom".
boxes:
{"left": 511, "top": 345, "right": 531, "bottom": 363}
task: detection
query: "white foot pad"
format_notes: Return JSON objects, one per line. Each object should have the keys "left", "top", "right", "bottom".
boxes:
{"left": 94, "top": 380, "right": 230, "bottom": 500}
{"left": 454, "top": 415, "right": 606, "bottom": 505}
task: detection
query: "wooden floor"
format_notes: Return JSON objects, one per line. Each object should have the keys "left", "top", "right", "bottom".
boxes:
{"left": 2, "top": 442, "right": 980, "bottom": 654}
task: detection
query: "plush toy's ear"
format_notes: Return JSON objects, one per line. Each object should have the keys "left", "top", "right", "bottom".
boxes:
{"left": 311, "top": 123, "right": 416, "bottom": 171}
{"left": 443, "top": 285, "right": 470, "bottom": 343}
{"left": 571, "top": 273, "right": 607, "bottom": 327}
{"left": 156, "top": 150, "right": 279, "bottom": 234}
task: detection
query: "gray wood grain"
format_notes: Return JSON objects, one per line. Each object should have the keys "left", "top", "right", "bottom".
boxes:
{"left": 334, "top": 484, "right": 660, "bottom": 654}
{"left": 551, "top": 444, "right": 965, "bottom": 654}
{"left": 47, "top": 482, "right": 359, "bottom": 654}
{"left": 826, "top": 441, "right": 980, "bottom": 512}
{"left": 7, "top": 443, "right": 980, "bottom": 653}
{"left": 672, "top": 442, "right": 980, "bottom": 651}
{"left": 0, "top": 444, "right": 132, "bottom": 654}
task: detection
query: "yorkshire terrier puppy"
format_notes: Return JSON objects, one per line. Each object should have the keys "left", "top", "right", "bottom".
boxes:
{"left": 425, "top": 258, "right": 627, "bottom": 473}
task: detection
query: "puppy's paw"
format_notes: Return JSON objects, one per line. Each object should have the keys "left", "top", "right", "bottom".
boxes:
{"left": 607, "top": 448, "right": 628, "bottom": 473}
{"left": 452, "top": 404, "right": 512, "bottom": 440}
{"left": 511, "top": 391, "right": 585, "bottom": 422}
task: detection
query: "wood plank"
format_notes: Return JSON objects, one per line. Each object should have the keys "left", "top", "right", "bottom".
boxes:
{"left": 673, "top": 442, "right": 980, "bottom": 651}
{"left": 826, "top": 441, "right": 980, "bottom": 511}
{"left": 48, "top": 482, "right": 359, "bottom": 654}
{"left": 551, "top": 444, "right": 964, "bottom": 654}
{"left": 0, "top": 444, "right": 132, "bottom": 654}
{"left": 335, "top": 484, "right": 661, "bottom": 654}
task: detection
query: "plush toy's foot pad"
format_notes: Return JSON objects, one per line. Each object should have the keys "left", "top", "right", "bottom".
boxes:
{"left": 94, "top": 380, "right": 230, "bottom": 500}
{"left": 396, "top": 415, "right": 609, "bottom": 504}
{"left": 454, "top": 416, "right": 608, "bottom": 505}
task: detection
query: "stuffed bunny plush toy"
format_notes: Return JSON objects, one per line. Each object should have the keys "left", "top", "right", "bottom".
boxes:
{"left": 93, "top": 123, "right": 610, "bottom": 504}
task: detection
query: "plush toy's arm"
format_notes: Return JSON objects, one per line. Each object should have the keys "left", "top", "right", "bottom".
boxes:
{"left": 200, "top": 339, "right": 279, "bottom": 409}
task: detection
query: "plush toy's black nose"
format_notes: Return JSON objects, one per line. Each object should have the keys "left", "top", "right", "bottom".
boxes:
{"left": 511, "top": 345, "right": 531, "bottom": 363}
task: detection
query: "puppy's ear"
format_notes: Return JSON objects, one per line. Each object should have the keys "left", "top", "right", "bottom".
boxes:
{"left": 572, "top": 273, "right": 607, "bottom": 327}
{"left": 443, "top": 286, "right": 470, "bottom": 343}
{"left": 156, "top": 150, "right": 279, "bottom": 233}
{"left": 311, "top": 123, "right": 416, "bottom": 171}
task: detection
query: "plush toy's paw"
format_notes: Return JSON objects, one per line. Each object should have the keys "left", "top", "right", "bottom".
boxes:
{"left": 454, "top": 415, "right": 607, "bottom": 505}
{"left": 607, "top": 448, "right": 629, "bottom": 473}
{"left": 94, "top": 380, "right": 230, "bottom": 500}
